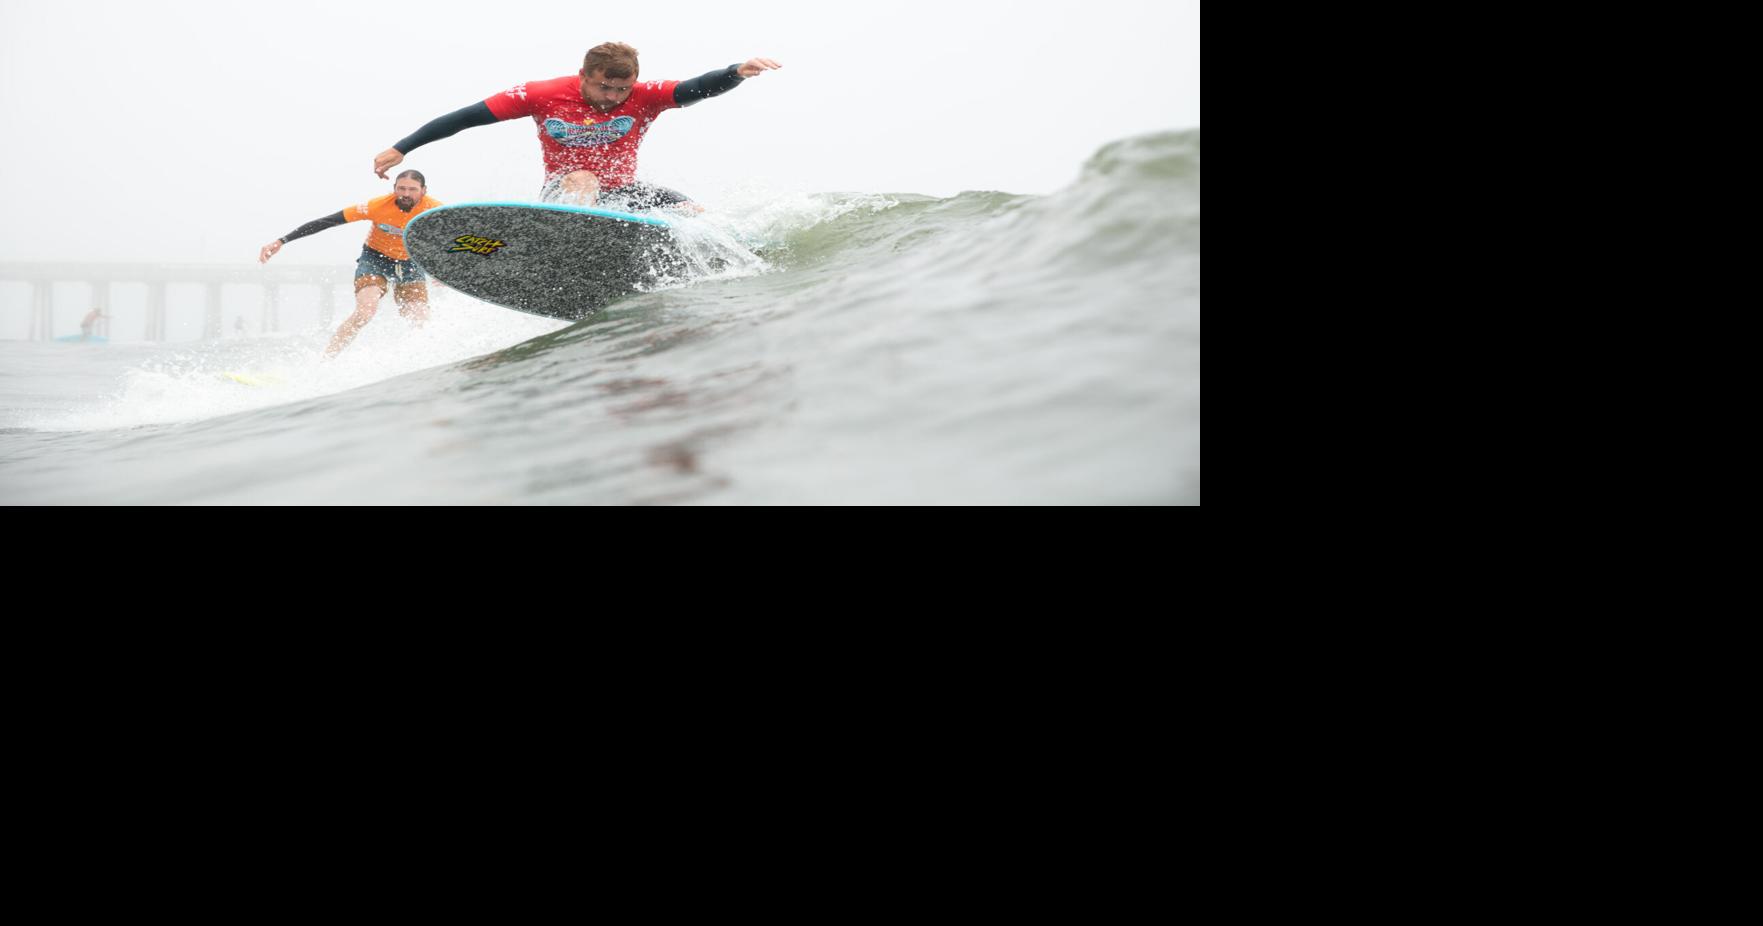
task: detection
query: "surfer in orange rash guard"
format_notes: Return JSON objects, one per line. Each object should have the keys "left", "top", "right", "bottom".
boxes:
{"left": 259, "top": 171, "right": 442, "bottom": 357}
{"left": 372, "top": 42, "right": 781, "bottom": 210}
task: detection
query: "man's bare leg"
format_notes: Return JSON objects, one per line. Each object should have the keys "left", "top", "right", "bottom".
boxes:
{"left": 395, "top": 282, "right": 430, "bottom": 327}
{"left": 327, "top": 277, "right": 385, "bottom": 357}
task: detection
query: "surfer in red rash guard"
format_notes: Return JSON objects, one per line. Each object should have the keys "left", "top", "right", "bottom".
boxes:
{"left": 373, "top": 42, "right": 781, "bottom": 210}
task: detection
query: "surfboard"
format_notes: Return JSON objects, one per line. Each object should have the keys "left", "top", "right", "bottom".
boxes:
{"left": 404, "top": 202, "right": 685, "bottom": 320}
{"left": 55, "top": 334, "right": 108, "bottom": 343}
{"left": 218, "top": 371, "right": 285, "bottom": 387}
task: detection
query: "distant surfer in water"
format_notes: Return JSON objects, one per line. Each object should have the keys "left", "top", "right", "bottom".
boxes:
{"left": 372, "top": 43, "right": 781, "bottom": 210}
{"left": 259, "top": 171, "right": 442, "bottom": 357}
{"left": 80, "top": 307, "right": 106, "bottom": 340}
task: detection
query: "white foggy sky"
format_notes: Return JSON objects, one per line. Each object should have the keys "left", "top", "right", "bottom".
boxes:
{"left": 0, "top": 0, "right": 1199, "bottom": 265}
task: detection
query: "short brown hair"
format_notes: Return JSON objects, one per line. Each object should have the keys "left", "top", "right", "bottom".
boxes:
{"left": 582, "top": 42, "right": 640, "bottom": 79}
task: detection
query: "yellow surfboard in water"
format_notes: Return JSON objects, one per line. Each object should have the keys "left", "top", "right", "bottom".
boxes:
{"left": 219, "top": 371, "right": 286, "bottom": 387}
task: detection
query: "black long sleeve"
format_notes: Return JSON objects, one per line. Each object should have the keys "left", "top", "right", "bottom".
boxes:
{"left": 280, "top": 212, "right": 348, "bottom": 244}
{"left": 674, "top": 65, "right": 746, "bottom": 107}
{"left": 392, "top": 102, "right": 500, "bottom": 154}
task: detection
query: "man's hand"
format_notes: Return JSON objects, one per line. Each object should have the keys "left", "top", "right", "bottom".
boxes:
{"left": 737, "top": 58, "right": 783, "bottom": 78}
{"left": 259, "top": 239, "right": 284, "bottom": 264}
{"left": 374, "top": 148, "right": 405, "bottom": 179}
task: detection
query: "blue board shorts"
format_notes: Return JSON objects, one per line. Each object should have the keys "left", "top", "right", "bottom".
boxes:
{"left": 355, "top": 245, "right": 427, "bottom": 284}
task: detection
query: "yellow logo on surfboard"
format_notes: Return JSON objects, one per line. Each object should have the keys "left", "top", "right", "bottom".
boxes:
{"left": 451, "top": 235, "right": 507, "bottom": 255}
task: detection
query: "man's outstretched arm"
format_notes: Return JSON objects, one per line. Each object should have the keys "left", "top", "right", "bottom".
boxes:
{"left": 374, "top": 102, "right": 501, "bottom": 178}
{"left": 674, "top": 57, "right": 782, "bottom": 106}
{"left": 260, "top": 211, "right": 349, "bottom": 263}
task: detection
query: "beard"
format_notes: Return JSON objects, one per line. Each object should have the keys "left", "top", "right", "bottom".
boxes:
{"left": 396, "top": 196, "right": 417, "bottom": 211}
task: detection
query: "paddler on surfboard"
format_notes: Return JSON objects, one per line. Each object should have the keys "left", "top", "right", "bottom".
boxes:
{"left": 371, "top": 42, "right": 781, "bottom": 211}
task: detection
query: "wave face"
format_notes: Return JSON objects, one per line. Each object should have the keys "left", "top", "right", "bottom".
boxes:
{"left": 0, "top": 130, "right": 1200, "bottom": 505}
